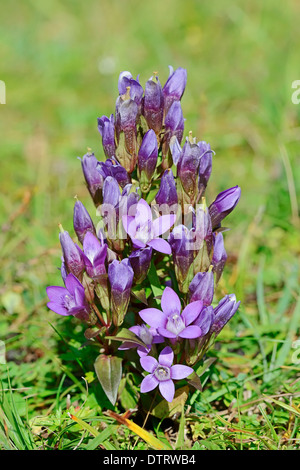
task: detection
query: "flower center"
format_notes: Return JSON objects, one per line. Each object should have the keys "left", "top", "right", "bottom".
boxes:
{"left": 166, "top": 313, "right": 185, "bottom": 336}
{"left": 135, "top": 220, "right": 152, "bottom": 244}
{"left": 154, "top": 365, "right": 171, "bottom": 382}
{"left": 63, "top": 294, "right": 76, "bottom": 310}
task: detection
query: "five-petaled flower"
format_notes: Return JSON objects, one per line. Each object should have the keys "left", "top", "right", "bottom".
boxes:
{"left": 138, "top": 286, "right": 203, "bottom": 340}
{"left": 122, "top": 198, "right": 176, "bottom": 254}
{"left": 140, "top": 346, "right": 193, "bottom": 402}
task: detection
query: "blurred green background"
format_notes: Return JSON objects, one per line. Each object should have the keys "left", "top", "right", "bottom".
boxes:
{"left": 0, "top": 0, "right": 300, "bottom": 443}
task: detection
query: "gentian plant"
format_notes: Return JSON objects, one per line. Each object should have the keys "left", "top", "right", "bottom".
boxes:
{"left": 47, "top": 66, "right": 241, "bottom": 407}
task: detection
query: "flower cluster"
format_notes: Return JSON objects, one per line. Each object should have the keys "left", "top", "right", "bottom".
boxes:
{"left": 47, "top": 66, "right": 241, "bottom": 404}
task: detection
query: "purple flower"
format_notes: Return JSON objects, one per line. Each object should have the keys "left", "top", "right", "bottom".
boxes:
{"left": 210, "top": 294, "right": 240, "bottom": 336}
{"left": 137, "top": 129, "right": 158, "bottom": 191}
{"left": 46, "top": 273, "right": 90, "bottom": 321}
{"left": 163, "top": 66, "right": 187, "bottom": 116}
{"left": 140, "top": 346, "right": 193, "bottom": 402}
{"left": 115, "top": 89, "right": 139, "bottom": 173}
{"left": 212, "top": 232, "right": 227, "bottom": 283}
{"left": 122, "top": 199, "right": 176, "bottom": 254}
{"left": 209, "top": 185, "right": 241, "bottom": 229}
{"left": 80, "top": 153, "right": 104, "bottom": 206}
{"left": 143, "top": 74, "right": 164, "bottom": 134}
{"left": 108, "top": 258, "right": 134, "bottom": 326}
{"left": 155, "top": 169, "right": 178, "bottom": 211}
{"left": 82, "top": 231, "right": 107, "bottom": 280}
{"left": 198, "top": 141, "right": 213, "bottom": 198}
{"left": 168, "top": 224, "right": 196, "bottom": 292}
{"left": 97, "top": 157, "right": 130, "bottom": 189}
{"left": 139, "top": 287, "right": 203, "bottom": 340}
{"left": 97, "top": 114, "right": 116, "bottom": 159}
{"left": 162, "top": 101, "right": 185, "bottom": 169}
{"left": 73, "top": 199, "right": 96, "bottom": 245}
{"left": 177, "top": 138, "right": 202, "bottom": 206}
{"left": 193, "top": 305, "right": 214, "bottom": 336}
{"left": 118, "top": 72, "right": 143, "bottom": 107}
{"left": 119, "top": 324, "right": 164, "bottom": 357}
{"left": 59, "top": 228, "right": 85, "bottom": 280}
{"left": 129, "top": 246, "right": 153, "bottom": 284}
{"left": 189, "top": 270, "right": 214, "bottom": 306}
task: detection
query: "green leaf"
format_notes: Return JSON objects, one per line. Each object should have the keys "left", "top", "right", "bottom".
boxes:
{"left": 106, "top": 327, "right": 148, "bottom": 349}
{"left": 94, "top": 354, "right": 122, "bottom": 405}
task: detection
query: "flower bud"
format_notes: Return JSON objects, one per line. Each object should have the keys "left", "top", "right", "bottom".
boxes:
{"left": 73, "top": 199, "right": 96, "bottom": 245}
{"left": 143, "top": 74, "right": 164, "bottom": 134}
{"left": 210, "top": 294, "right": 240, "bottom": 336}
{"left": 211, "top": 232, "right": 227, "bottom": 283}
{"left": 108, "top": 258, "right": 134, "bottom": 326}
{"left": 162, "top": 101, "right": 184, "bottom": 169}
{"left": 59, "top": 227, "right": 85, "bottom": 281}
{"left": 97, "top": 114, "right": 116, "bottom": 158}
{"left": 163, "top": 66, "right": 187, "bottom": 116}
{"left": 115, "top": 91, "right": 138, "bottom": 173}
{"left": 198, "top": 141, "right": 213, "bottom": 198}
{"left": 169, "top": 224, "right": 196, "bottom": 293}
{"left": 129, "top": 246, "right": 153, "bottom": 284}
{"left": 209, "top": 185, "right": 241, "bottom": 229}
{"left": 177, "top": 137, "right": 202, "bottom": 207}
{"left": 189, "top": 269, "right": 214, "bottom": 306}
{"left": 137, "top": 129, "right": 158, "bottom": 193}
{"left": 80, "top": 153, "right": 104, "bottom": 206}
{"left": 155, "top": 169, "right": 178, "bottom": 213}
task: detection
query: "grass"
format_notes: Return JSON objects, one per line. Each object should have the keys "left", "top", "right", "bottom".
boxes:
{"left": 0, "top": 0, "right": 300, "bottom": 450}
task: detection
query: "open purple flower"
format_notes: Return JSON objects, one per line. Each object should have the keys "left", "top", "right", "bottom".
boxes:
{"left": 139, "top": 286, "right": 203, "bottom": 340}
{"left": 122, "top": 199, "right": 176, "bottom": 254}
{"left": 46, "top": 273, "right": 90, "bottom": 321}
{"left": 140, "top": 346, "right": 193, "bottom": 402}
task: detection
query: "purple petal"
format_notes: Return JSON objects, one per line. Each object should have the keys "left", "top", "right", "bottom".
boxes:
{"left": 178, "top": 325, "right": 202, "bottom": 339}
{"left": 64, "top": 273, "right": 84, "bottom": 296}
{"left": 159, "top": 379, "right": 175, "bottom": 402}
{"left": 152, "top": 214, "right": 176, "bottom": 237}
{"left": 157, "top": 327, "right": 177, "bottom": 339}
{"left": 46, "top": 286, "right": 68, "bottom": 303}
{"left": 161, "top": 286, "right": 181, "bottom": 316}
{"left": 132, "top": 238, "right": 147, "bottom": 249}
{"left": 139, "top": 308, "right": 167, "bottom": 328}
{"left": 140, "top": 355, "right": 158, "bottom": 373}
{"left": 140, "top": 374, "right": 158, "bottom": 393}
{"left": 158, "top": 346, "right": 174, "bottom": 367}
{"left": 135, "top": 199, "right": 152, "bottom": 226}
{"left": 181, "top": 300, "right": 203, "bottom": 325}
{"left": 170, "top": 364, "right": 193, "bottom": 380}
{"left": 47, "top": 301, "right": 69, "bottom": 316}
{"left": 122, "top": 215, "right": 137, "bottom": 239}
{"left": 147, "top": 238, "right": 171, "bottom": 254}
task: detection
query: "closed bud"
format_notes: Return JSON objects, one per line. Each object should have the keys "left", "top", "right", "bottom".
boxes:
{"left": 59, "top": 227, "right": 85, "bottom": 281}
{"left": 211, "top": 232, "right": 227, "bottom": 283}
{"left": 129, "top": 246, "right": 153, "bottom": 284}
{"left": 137, "top": 129, "right": 158, "bottom": 193}
{"left": 210, "top": 294, "right": 240, "bottom": 336}
{"left": 155, "top": 169, "right": 178, "bottom": 212}
{"left": 169, "top": 224, "right": 196, "bottom": 293}
{"left": 73, "top": 199, "right": 96, "bottom": 245}
{"left": 108, "top": 258, "right": 134, "bottom": 326}
{"left": 162, "top": 101, "right": 185, "bottom": 169}
{"left": 80, "top": 152, "right": 104, "bottom": 206}
{"left": 209, "top": 185, "right": 241, "bottom": 229}
{"left": 177, "top": 136, "right": 202, "bottom": 207}
{"left": 143, "top": 74, "right": 164, "bottom": 134}
{"left": 163, "top": 66, "right": 187, "bottom": 116}
{"left": 189, "top": 269, "right": 214, "bottom": 306}
{"left": 97, "top": 114, "right": 116, "bottom": 158}
{"left": 198, "top": 141, "right": 213, "bottom": 198}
